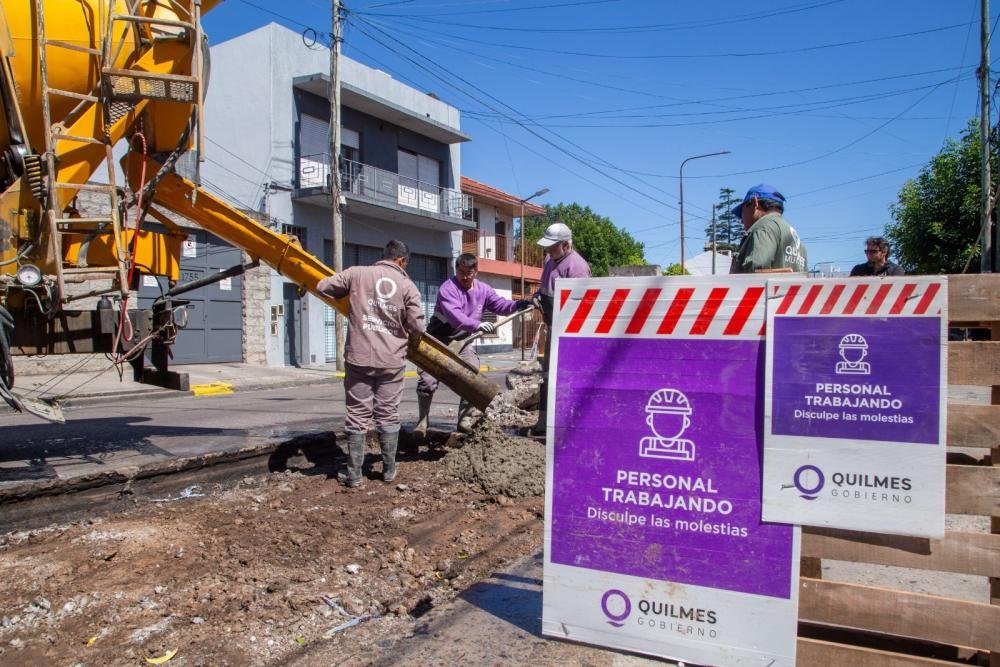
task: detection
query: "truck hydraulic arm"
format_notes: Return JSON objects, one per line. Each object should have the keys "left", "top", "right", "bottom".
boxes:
{"left": 125, "top": 155, "right": 501, "bottom": 410}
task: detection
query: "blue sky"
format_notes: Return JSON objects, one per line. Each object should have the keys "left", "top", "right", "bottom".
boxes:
{"left": 203, "top": 0, "right": 995, "bottom": 272}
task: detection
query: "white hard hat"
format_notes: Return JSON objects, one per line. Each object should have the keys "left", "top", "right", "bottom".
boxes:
{"left": 537, "top": 222, "right": 572, "bottom": 248}
{"left": 839, "top": 333, "right": 868, "bottom": 349}
{"left": 645, "top": 388, "right": 692, "bottom": 415}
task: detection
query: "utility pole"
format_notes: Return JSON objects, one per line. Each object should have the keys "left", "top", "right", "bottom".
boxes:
{"left": 980, "top": 0, "right": 993, "bottom": 272}
{"left": 330, "top": 0, "right": 346, "bottom": 368}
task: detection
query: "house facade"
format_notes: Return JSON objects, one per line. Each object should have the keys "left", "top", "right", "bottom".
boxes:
{"left": 199, "top": 23, "right": 472, "bottom": 366}
{"left": 459, "top": 177, "right": 545, "bottom": 353}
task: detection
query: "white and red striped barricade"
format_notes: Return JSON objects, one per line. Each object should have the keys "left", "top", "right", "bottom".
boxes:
{"left": 542, "top": 275, "right": 799, "bottom": 667}
{"left": 762, "top": 277, "right": 948, "bottom": 538}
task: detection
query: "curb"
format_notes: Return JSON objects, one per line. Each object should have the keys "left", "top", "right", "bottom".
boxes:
{"left": 57, "top": 376, "right": 343, "bottom": 408}
{"left": 32, "top": 365, "right": 519, "bottom": 409}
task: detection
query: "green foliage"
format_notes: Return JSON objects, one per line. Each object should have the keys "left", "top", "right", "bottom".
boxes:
{"left": 704, "top": 188, "right": 744, "bottom": 252}
{"left": 663, "top": 263, "right": 688, "bottom": 275}
{"left": 886, "top": 119, "right": 996, "bottom": 274}
{"left": 521, "top": 203, "right": 645, "bottom": 277}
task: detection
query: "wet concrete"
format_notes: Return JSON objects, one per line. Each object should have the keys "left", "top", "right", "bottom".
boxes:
{"left": 444, "top": 388, "right": 546, "bottom": 499}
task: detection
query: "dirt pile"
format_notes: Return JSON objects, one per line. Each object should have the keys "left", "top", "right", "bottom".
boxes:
{"left": 0, "top": 461, "right": 542, "bottom": 665}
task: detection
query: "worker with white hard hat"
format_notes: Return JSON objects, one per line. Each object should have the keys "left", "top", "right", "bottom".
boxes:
{"left": 531, "top": 222, "right": 591, "bottom": 436}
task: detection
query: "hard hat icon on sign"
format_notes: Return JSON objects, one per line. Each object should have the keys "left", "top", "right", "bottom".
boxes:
{"left": 639, "top": 388, "right": 695, "bottom": 462}
{"left": 835, "top": 332, "right": 871, "bottom": 376}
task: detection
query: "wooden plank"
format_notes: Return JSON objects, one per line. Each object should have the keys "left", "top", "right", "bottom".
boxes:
{"left": 947, "top": 404, "right": 1000, "bottom": 449}
{"left": 800, "top": 578, "right": 1000, "bottom": 651}
{"left": 948, "top": 274, "right": 1000, "bottom": 322}
{"left": 802, "top": 529, "right": 1000, "bottom": 577}
{"left": 949, "top": 342, "right": 1000, "bottom": 386}
{"left": 797, "top": 638, "right": 964, "bottom": 667}
{"left": 946, "top": 464, "right": 1000, "bottom": 515}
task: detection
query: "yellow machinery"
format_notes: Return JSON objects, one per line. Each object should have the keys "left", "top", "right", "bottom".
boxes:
{"left": 0, "top": 0, "right": 498, "bottom": 420}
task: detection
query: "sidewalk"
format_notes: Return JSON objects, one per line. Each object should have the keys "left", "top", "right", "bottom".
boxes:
{"left": 11, "top": 349, "right": 529, "bottom": 407}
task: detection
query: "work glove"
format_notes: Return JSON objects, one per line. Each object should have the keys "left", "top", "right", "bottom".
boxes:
{"left": 532, "top": 294, "right": 544, "bottom": 310}
{"left": 477, "top": 321, "right": 496, "bottom": 335}
{"left": 515, "top": 299, "right": 533, "bottom": 311}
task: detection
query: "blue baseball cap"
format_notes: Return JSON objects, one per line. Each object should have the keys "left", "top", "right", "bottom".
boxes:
{"left": 730, "top": 183, "right": 786, "bottom": 220}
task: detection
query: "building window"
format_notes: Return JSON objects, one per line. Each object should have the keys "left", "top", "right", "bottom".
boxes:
{"left": 297, "top": 115, "right": 359, "bottom": 190}
{"left": 341, "top": 127, "right": 360, "bottom": 162}
{"left": 397, "top": 149, "right": 441, "bottom": 212}
{"left": 298, "top": 114, "right": 328, "bottom": 189}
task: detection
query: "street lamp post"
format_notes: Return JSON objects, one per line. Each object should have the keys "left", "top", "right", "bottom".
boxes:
{"left": 679, "top": 151, "right": 730, "bottom": 272}
{"left": 518, "top": 187, "right": 549, "bottom": 360}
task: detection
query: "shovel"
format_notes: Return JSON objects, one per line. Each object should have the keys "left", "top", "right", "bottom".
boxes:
{"left": 448, "top": 307, "right": 535, "bottom": 355}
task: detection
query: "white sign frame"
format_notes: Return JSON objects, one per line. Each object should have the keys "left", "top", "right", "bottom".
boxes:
{"left": 542, "top": 275, "right": 800, "bottom": 667}
{"left": 762, "top": 276, "right": 948, "bottom": 538}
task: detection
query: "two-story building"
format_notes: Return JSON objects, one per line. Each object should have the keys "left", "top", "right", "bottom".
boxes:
{"left": 193, "top": 22, "right": 473, "bottom": 366}
{"left": 459, "top": 177, "right": 545, "bottom": 353}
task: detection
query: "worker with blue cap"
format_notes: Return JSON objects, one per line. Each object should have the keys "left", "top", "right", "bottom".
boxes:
{"left": 729, "top": 184, "right": 808, "bottom": 274}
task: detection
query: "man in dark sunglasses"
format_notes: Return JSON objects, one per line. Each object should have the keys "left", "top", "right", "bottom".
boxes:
{"left": 850, "top": 236, "right": 905, "bottom": 276}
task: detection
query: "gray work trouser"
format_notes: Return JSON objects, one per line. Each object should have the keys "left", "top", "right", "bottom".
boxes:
{"left": 344, "top": 363, "right": 405, "bottom": 434}
{"left": 416, "top": 344, "right": 479, "bottom": 397}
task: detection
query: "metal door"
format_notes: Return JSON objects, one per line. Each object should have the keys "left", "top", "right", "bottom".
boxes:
{"left": 138, "top": 227, "right": 243, "bottom": 364}
{"left": 283, "top": 283, "right": 303, "bottom": 367}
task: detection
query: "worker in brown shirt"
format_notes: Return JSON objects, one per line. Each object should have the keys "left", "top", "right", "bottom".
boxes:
{"left": 317, "top": 240, "right": 425, "bottom": 487}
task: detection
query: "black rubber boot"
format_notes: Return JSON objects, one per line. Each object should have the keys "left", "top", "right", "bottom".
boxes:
{"left": 336, "top": 431, "right": 366, "bottom": 488}
{"left": 379, "top": 429, "right": 399, "bottom": 482}
{"left": 413, "top": 393, "right": 432, "bottom": 440}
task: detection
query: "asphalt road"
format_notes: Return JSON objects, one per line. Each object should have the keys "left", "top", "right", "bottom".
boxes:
{"left": 0, "top": 375, "right": 492, "bottom": 487}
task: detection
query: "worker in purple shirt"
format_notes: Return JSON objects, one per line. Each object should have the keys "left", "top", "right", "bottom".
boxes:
{"left": 531, "top": 222, "right": 592, "bottom": 435}
{"left": 414, "top": 253, "right": 533, "bottom": 436}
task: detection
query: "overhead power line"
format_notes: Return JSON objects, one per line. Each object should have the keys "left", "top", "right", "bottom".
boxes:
{"left": 359, "top": 0, "right": 625, "bottom": 16}
{"left": 348, "top": 14, "right": 685, "bottom": 213}
{"left": 372, "top": 17, "right": 974, "bottom": 60}
{"left": 343, "top": 42, "right": 678, "bottom": 221}
{"left": 358, "top": 0, "right": 844, "bottom": 32}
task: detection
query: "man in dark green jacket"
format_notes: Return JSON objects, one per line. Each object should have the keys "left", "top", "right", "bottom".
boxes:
{"left": 729, "top": 184, "right": 808, "bottom": 274}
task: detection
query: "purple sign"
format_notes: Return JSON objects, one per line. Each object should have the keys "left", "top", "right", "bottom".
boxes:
{"left": 550, "top": 337, "right": 794, "bottom": 599}
{"left": 771, "top": 317, "right": 940, "bottom": 444}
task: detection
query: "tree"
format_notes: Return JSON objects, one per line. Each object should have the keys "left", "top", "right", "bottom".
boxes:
{"left": 663, "top": 263, "right": 688, "bottom": 276}
{"left": 520, "top": 203, "right": 645, "bottom": 277}
{"left": 887, "top": 119, "right": 997, "bottom": 274}
{"left": 703, "top": 188, "right": 743, "bottom": 253}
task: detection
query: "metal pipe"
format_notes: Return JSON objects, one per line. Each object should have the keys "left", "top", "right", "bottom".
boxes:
{"left": 407, "top": 334, "right": 499, "bottom": 411}
{"left": 160, "top": 260, "right": 259, "bottom": 300}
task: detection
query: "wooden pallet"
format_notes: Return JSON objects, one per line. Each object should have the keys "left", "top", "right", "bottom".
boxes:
{"left": 797, "top": 274, "right": 1000, "bottom": 666}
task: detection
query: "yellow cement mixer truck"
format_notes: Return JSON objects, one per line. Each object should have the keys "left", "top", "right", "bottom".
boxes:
{"left": 0, "top": 0, "right": 497, "bottom": 420}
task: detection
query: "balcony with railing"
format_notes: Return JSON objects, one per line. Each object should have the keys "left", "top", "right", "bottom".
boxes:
{"left": 462, "top": 229, "right": 545, "bottom": 269}
{"left": 295, "top": 154, "right": 474, "bottom": 231}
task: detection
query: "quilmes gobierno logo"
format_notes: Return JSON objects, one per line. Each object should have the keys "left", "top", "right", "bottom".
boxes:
{"left": 600, "top": 589, "right": 631, "bottom": 627}
{"left": 791, "top": 464, "right": 825, "bottom": 500}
